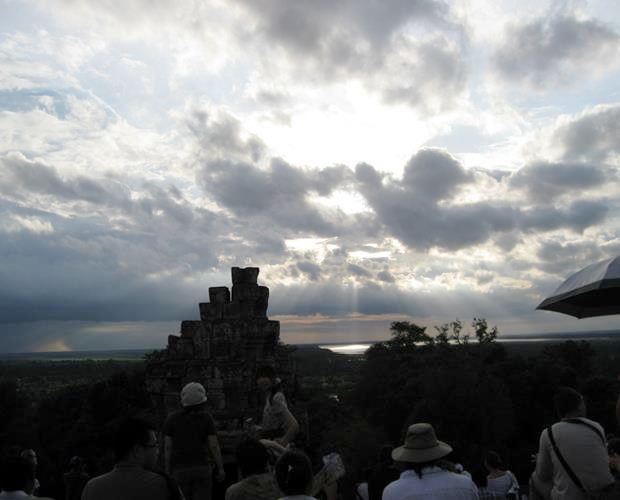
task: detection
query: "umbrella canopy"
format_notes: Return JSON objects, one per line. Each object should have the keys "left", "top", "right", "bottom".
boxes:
{"left": 536, "top": 256, "right": 620, "bottom": 318}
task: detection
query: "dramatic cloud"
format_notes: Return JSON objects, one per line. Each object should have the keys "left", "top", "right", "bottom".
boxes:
{"left": 233, "top": 0, "right": 467, "bottom": 110}
{"left": 553, "top": 105, "right": 620, "bottom": 161}
{"left": 508, "top": 161, "right": 608, "bottom": 202}
{"left": 494, "top": 13, "right": 620, "bottom": 87}
{"left": 355, "top": 149, "right": 613, "bottom": 251}
{"left": 2, "top": 2, "right": 620, "bottom": 351}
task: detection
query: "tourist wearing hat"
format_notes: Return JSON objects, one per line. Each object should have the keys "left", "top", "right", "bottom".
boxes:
{"left": 164, "top": 382, "right": 225, "bottom": 500}
{"left": 382, "top": 423, "right": 479, "bottom": 500}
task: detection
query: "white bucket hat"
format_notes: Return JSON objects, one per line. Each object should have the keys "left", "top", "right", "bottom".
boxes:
{"left": 392, "top": 423, "right": 453, "bottom": 463}
{"left": 181, "top": 382, "right": 207, "bottom": 407}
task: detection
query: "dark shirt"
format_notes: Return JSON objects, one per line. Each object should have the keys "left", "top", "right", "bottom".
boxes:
{"left": 81, "top": 464, "right": 169, "bottom": 500}
{"left": 164, "top": 408, "right": 216, "bottom": 468}
{"left": 64, "top": 471, "right": 89, "bottom": 500}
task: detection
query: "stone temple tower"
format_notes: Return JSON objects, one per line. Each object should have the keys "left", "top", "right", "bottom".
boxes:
{"left": 145, "top": 267, "right": 296, "bottom": 455}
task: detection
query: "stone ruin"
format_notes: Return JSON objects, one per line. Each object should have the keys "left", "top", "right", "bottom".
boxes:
{"left": 145, "top": 267, "right": 297, "bottom": 460}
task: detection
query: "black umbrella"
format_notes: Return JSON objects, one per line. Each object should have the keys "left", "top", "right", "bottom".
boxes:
{"left": 536, "top": 256, "right": 620, "bottom": 318}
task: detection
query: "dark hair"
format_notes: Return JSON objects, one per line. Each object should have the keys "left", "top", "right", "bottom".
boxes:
{"left": 275, "top": 450, "right": 313, "bottom": 496}
{"left": 256, "top": 365, "right": 282, "bottom": 404}
{"left": 470, "top": 466, "right": 489, "bottom": 488}
{"left": 608, "top": 438, "right": 620, "bottom": 456}
{"left": 484, "top": 450, "right": 505, "bottom": 470}
{"left": 114, "top": 417, "right": 155, "bottom": 462}
{"left": 554, "top": 387, "right": 583, "bottom": 418}
{"left": 401, "top": 459, "right": 440, "bottom": 478}
{"left": 1, "top": 456, "right": 33, "bottom": 492}
{"left": 236, "top": 439, "right": 270, "bottom": 477}
{"left": 69, "top": 456, "right": 84, "bottom": 472}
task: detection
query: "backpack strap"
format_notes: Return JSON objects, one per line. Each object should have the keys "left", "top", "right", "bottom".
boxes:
{"left": 546, "top": 425, "right": 586, "bottom": 492}
{"left": 563, "top": 418, "right": 606, "bottom": 445}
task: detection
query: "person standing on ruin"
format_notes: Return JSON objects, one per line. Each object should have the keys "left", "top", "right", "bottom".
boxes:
{"left": 255, "top": 366, "right": 299, "bottom": 447}
{"left": 164, "top": 382, "right": 225, "bottom": 500}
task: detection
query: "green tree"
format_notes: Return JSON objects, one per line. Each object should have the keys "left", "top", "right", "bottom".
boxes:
{"left": 472, "top": 317, "right": 498, "bottom": 344}
{"left": 389, "top": 321, "right": 433, "bottom": 346}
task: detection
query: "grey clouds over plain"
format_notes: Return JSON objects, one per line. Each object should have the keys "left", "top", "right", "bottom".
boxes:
{"left": 1, "top": 1, "right": 620, "bottom": 351}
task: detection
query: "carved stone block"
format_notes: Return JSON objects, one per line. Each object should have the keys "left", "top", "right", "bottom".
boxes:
{"left": 209, "top": 286, "right": 230, "bottom": 304}
{"left": 232, "top": 267, "right": 259, "bottom": 285}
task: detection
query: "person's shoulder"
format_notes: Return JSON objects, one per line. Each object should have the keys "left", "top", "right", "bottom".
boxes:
{"left": 440, "top": 470, "right": 476, "bottom": 486}
{"left": 273, "top": 392, "right": 287, "bottom": 406}
{"left": 580, "top": 416, "right": 604, "bottom": 431}
{"left": 164, "top": 409, "right": 183, "bottom": 428}
{"left": 85, "top": 470, "right": 114, "bottom": 485}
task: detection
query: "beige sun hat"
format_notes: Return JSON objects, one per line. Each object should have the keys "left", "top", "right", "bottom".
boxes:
{"left": 181, "top": 382, "right": 207, "bottom": 407}
{"left": 392, "top": 423, "right": 453, "bottom": 463}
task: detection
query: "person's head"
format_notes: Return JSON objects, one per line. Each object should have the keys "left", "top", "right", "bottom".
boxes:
{"left": 256, "top": 365, "right": 277, "bottom": 392}
{"left": 554, "top": 387, "right": 585, "bottom": 418}
{"left": 608, "top": 438, "right": 620, "bottom": 457}
{"left": 484, "top": 450, "right": 505, "bottom": 472}
{"left": 392, "top": 423, "right": 452, "bottom": 478}
{"left": 275, "top": 450, "right": 313, "bottom": 496}
{"left": 20, "top": 449, "right": 37, "bottom": 468}
{"left": 1, "top": 456, "right": 34, "bottom": 493}
{"left": 181, "top": 382, "right": 207, "bottom": 409}
{"left": 68, "top": 456, "right": 84, "bottom": 472}
{"left": 114, "top": 417, "right": 159, "bottom": 469}
{"left": 235, "top": 438, "right": 270, "bottom": 477}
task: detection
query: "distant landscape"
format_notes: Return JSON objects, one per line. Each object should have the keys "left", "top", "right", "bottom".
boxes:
{"left": 2, "top": 328, "right": 620, "bottom": 499}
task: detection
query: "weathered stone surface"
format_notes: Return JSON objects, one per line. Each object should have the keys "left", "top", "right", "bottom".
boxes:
{"left": 180, "top": 320, "right": 203, "bottom": 338}
{"left": 200, "top": 302, "right": 221, "bottom": 320}
{"left": 209, "top": 287, "right": 230, "bottom": 304}
{"left": 145, "top": 267, "right": 297, "bottom": 465}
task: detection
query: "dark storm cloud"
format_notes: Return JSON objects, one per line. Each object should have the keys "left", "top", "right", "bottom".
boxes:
{"left": 270, "top": 280, "right": 535, "bottom": 320}
{"left": 379, "top": 37, "right": 466, "bottom": 110}
{"left": 493, "top": 13, "right": 620, "bottom": 87}
{"left": 508, "top": 161, "right": 608, "bottom": 202}
{"left": 187, "top": 107, "right": 265, "bottom": 162}
{"left": 0, "top": 152, "right": 131, "bottom": 208}
{"left": 236, "top": 0, "right": 449, "bottom": 58}
{"left": 233, "top": 0, "right": 467, "bottom": 109}
{"left": 354, "top": 149, "right": 611, "bottom": 251}
{"left": 536, "top": 239, "right": 606, "bottom": 275}
{"left": 553, "top": 105, "right": 620, "bottom": 161}
{"left": 199, "top": 156, "right": 353, "bottom": 236}
{"left": 347, "top": 263, "right": 372, "bottom": 278}
{"left": 0, "top": 216, "right": 204, "bottom": 324}
{"left": 296, "top": 260, "right": 322, "bottom": 281}
{"left": 402, "top": 148, "right": 471, "bottom": 201}
{"left": 377, "top": 270, "right": 395, "bottom": 283}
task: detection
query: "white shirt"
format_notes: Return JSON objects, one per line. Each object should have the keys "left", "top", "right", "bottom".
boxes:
{"left": 382, "top": 467, "right": 479, "bottom": 500}
{"left": 0, "top": 492, "right": 30, "bottom": 499}
{"left": 536, "top": 417, "right": 615, "bottom": 500}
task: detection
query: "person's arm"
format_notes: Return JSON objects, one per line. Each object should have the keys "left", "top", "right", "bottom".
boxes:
{"left": 277, "top": 406, "right": 299, "bottom": 446}
{"left": 616, "top": 384, "right": 620, "bottom": 429}
{"left": 208, "top": 434, "right": 225, "bottom": 481}
{"left": 535, "top": 429, "right": 553, "bottom": 482}
{"left": 164, "top": 436, "right": 173, "bottom": 475}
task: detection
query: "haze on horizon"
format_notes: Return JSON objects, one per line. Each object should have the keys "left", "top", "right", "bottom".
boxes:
{"left": 1, "top": 0, "right": 620, "bottom": 353}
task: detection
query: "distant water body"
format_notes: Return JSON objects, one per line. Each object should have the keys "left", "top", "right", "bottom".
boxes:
{"left": 319, "top": 330, "right": 620, "bottom": 355}
{"left": 1, "top": 330, "right": 618, "bottom": 359}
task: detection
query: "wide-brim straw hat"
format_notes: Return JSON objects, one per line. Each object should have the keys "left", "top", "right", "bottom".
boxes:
{"left": 181, "top": 382, "right": 207, "bottom": 407}
{"left": 392, "top": 423, "right": 453, "bottom": 463}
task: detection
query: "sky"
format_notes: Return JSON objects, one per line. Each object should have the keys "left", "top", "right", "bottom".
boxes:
{"left": 1, "top": 0, "right": 620, "bottom": 352}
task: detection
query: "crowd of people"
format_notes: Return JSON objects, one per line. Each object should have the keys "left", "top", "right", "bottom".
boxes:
{"left": 2, "top": 371, "right": 620, "bottom": 500}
